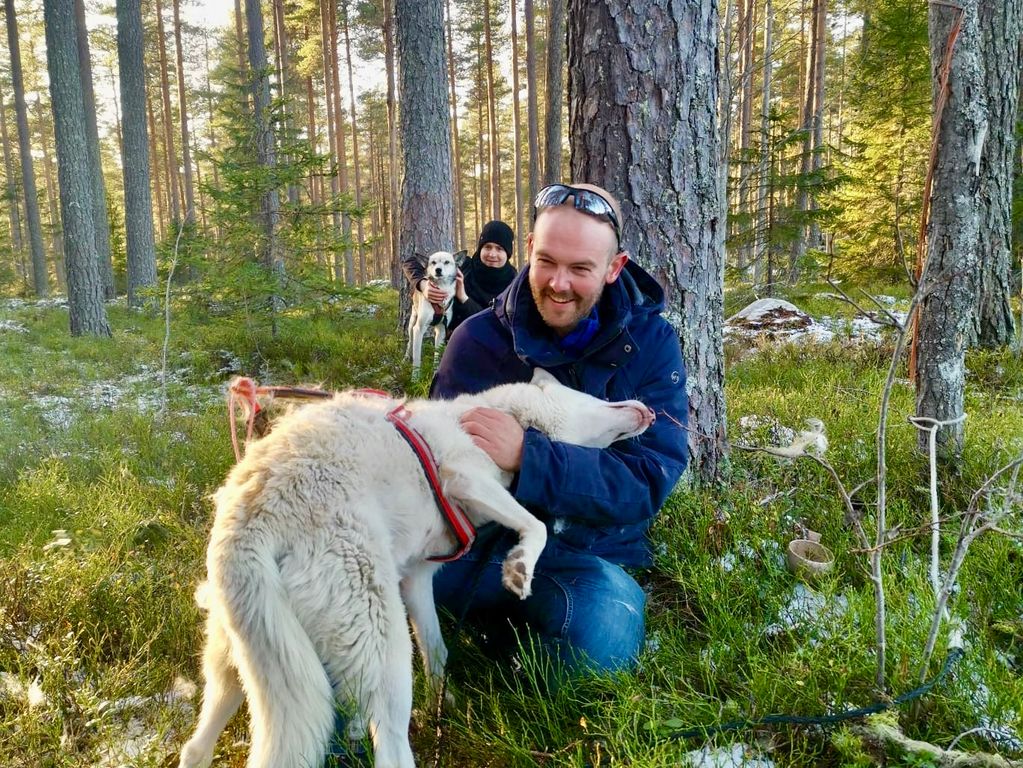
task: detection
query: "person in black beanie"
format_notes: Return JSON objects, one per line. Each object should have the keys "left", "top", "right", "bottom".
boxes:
{"left": 450, "top": 220, "right": 517, "bottom": 332}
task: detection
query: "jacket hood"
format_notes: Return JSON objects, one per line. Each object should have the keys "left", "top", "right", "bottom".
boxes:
{"left": 494, "top": 260, "right": 666, "bottom": 367}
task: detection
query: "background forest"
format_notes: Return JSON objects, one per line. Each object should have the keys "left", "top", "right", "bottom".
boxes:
{"left": 0, "top": 0, "right": 1022, "bottom": 766}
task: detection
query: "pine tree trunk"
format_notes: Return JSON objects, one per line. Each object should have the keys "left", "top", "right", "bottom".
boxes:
{"left": 36, "top": 101, "right": 66, "bottom": 289}
{"left": 108, "top": 67, "right": 124, "bottom": 160}
{"left": 753, "top": 0, "right": 773, "bottom": 288}
{"left": 172, "top": 0, "right": 196, "bottom": 225}
{"left": 245, "top": 0, "right": 283, "bottom": 308}
{"left": 4, "top": 0, "right": 50, "bottom": 296}
{"left": 737, "top": 0, "right": 755, "bottom": 273}
{"left": 328, "top": 0, "right": 353, "bottom": 286}
{"left": 396, "top": 0, "right": 454, "bottom": 329}
{"left": 43, "top": 0, "right": 110, "bottom": 336}
{"left": 476, "top": 40, "right": 488, "bottom": 228}
{"left": 510, "top": 0, "right": 525, "bottom": 265}
{"left": 524, "top": 0, "right": 540, "bottom": 205}
{"left": 235, "top": 0, "right": 247, "bottom": 110}
{"left": 0, "top": 85, "right": 24, "bottom": 271}
{"left": 484, "top": 0, "right": 501, "bottom": 219}
{"left": 320, "top": 0, "right": 342, "bottom": 282}
{"left": 974, "top": 0, "right": 1021, "bottom": 346}
{"left": 790, "top": 0, "right": 816, "bottom": 282}
{"left": 342, "top": 2, "right": 365, "bottom": 284}
{"left": 155, "top": 0, "right": 181, "bottom": 226}
{"left": 915, "top": 2, "right": 986, "bottom": 456}
{"left": 145, "top": 90, "right": 166, "bottom": 242}
{"left": 568, "top": 0, "right": 726, "bottom": 481}
{"left": 117, "top": 0, "right": 157, "bottom": 308}
{"left": 446, "top": 0, "right": 466, "bottom": 249}
{"left": 74, "top": 0, "right": 114, "bottom": 299}
{"left": 543, "top": 0, "right": 564, "bottom": 184}
{"left": 384, "top": 0, "right": 400, "bottom": 285}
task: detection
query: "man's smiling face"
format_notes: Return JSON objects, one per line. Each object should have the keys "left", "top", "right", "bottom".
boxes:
{"left": 527, "top": 205, "right": 627, "bottom": 336}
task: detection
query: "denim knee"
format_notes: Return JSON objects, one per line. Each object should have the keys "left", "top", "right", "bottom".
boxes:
{"left": 533, "top": 556, "right": 646, "bottom": 674}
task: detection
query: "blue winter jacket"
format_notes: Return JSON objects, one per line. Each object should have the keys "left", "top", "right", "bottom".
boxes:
{"left": 430, "top": 260, "right": 689, "bottom": 568}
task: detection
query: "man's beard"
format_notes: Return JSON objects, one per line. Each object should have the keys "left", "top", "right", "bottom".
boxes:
{"left": 530, "top": 282, "right": 603, "bottom": 335}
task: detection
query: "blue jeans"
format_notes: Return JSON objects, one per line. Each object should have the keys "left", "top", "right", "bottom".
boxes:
{"left": 433, "top": 524, "right": 647, "bottom": 674}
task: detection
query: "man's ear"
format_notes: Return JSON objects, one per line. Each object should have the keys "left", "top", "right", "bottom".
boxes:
{"left": 605, "top": 251, "right": 629, "bottom": 284}
{"left": 525, "top": 232, "right": 534, "bottom": 263}
{"left": 453, "top": 249, "right": 468, "bottom": 266}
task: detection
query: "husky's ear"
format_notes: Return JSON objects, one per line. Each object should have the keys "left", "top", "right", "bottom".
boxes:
{"left": 453, "top": 249, "right": 468, "bottom": 267}
{"left": 530, "top": 368, "right": 559, "bottom": 388}
{"left": 414, "top": 252, "right": 429, "bottom": 268}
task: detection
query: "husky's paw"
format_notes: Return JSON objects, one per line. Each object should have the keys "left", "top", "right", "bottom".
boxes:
{"left": 178, "top": 740, "right": 214, "bottom": 768}
{"left": 501, "top": 546, "right": 534, "bottom": 599}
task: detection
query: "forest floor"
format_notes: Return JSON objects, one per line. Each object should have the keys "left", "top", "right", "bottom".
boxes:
{"left": 0, "top": 283, "right": 1021, "bottom": 767}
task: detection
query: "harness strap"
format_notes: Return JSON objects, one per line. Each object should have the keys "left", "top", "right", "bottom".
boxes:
{"left": 386, "top": 404, "right": 475, "bottom": 562}
{"left": 226, "top": 377, "right": 474, "bottom": 562}
{"left": 429, "top": 297, "right": 454, "bottom": 326}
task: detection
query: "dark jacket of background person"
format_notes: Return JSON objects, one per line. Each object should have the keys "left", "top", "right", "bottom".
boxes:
{"left": 430, "top": 261, "right": 689, "bottom": 568}
{"left": 448, "top": 255, "right": 516, "bottom": 331}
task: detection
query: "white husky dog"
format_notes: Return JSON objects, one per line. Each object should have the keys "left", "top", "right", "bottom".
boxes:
{"left": 405, "top": 249, "right": 467, "bottom": 376}
{"left": 178, "top": 369, "right": 654, "bottom": 768}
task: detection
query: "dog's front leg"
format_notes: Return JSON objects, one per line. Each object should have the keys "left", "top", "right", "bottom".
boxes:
{"left": 432, "top": 322, "right": 447, "bottom": 364}
{"left": 400, "top": 563, "right": 448, "bottom": 695}
{"left": 445, "top": 473, "right": 548, "bottom": 600}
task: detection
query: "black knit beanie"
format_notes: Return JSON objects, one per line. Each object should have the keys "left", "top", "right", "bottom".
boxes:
{"left": 476, "top": 220, "right": 514, "bottom": 258}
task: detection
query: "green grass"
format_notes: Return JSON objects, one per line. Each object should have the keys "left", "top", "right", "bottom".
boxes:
{"left": 0, "top": 288, "right": 1020, "bottom": 767}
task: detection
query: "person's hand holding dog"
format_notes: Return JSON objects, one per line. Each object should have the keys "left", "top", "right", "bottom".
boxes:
{"left": 454, "top": 272, "right": 467, "bottom": 303}
{"left": 419, "top": 274, "right": 463, "bottom": 305}
{"left": 460, "top": 407, "right": 524, "bottom": 472}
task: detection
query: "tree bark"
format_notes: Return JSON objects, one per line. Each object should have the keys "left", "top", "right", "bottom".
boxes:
{"left": 974, "top": 0, "right": 1021, "bottom": 346}
{"left": 510, "top": 0, "right": 524, "bottom": 265}
{"left": 543, "top": 0, "right": 564, "bottom": 184}
{"left": 396, "top": 0, "right": 454, "bottom": 329}
{"left": 145, "top": 88, "right": 166, "bottom": 242}
{"left": 36, "top": 98, "right": 66, "bottom": 290}
{"left": 74, "top": 0, "right": 115, "bottom": 299}
{"left": 172, "top": 0, "right": 196, "bottom": 226}
{"left": 117, "top": 0, "right": 157, "bottom": 307}
{"left": 915, "top": 2, "right": 986, "bottom": 456}
{"left": 753, "top": 0, "right": 774, "bottom": 288}
{"left": 155, "top": 0, "right": 181, "bottom": 226}
{"left": 484, "top": 0, "right": 501, "bottom": 219}
{"left": 320, "top": 0, "right": 342, "bottom": 281}
{"left": 0, "top": 85, "right": 24, "bottom": 274}
{"left": 384, "top": 0, "right": 400, "bottom": 286}
{"left": 524, "top": 0, "right": 540, "bottom": 206}
{"left": 246, "top": 0, "right": 282, "bottom": 284}
{"left": 568, "top": 0, "right": 727, "bottom": 481}
{"left": 328, "top": 0, "right": 353, "bottom": 286}
{"left": 43, "top": 0, "right": 111, "bottom": 336}
{"left": 4, "top": 0, "right": 50, "bottom": 296}
{"left": 446, "top": 0, "right": 466, "bottom": 248}
{"left": 342, "top": 1, "right": 365, "bottom": 283}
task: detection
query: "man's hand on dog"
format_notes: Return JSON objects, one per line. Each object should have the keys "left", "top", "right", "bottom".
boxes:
{"left": 460, "top": 407, "right": 524, "bottom": 472}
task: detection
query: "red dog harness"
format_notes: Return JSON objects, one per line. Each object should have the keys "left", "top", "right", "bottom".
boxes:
{"left": 227, "top": 377, "right": 475, "bottom": 562}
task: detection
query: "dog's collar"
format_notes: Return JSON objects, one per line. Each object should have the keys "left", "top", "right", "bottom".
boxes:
{"left": 385, "top": 403, "right": 475, "bottom": 562}
{"left": 429, "top": 296, "right": 454, "bottom": 325}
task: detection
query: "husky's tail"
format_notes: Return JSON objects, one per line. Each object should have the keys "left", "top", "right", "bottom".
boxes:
{"left": 210, "top": 534, "right": 334, "bottom": 768}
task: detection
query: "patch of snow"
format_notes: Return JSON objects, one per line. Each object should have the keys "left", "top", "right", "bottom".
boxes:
{"left": 42, "top": 529, "right": 72, "bottom": 551}
{"left": 0, "top": 319, "right": 28, "bottom": 333}
{"left": 764, "top": 583, "right": 849, "bottom": 638}
{"left": 686, "top": 743, "right": 775, "bottom": 768}
{"left": 725, "top": 297, "right": 908, "bottom": 347}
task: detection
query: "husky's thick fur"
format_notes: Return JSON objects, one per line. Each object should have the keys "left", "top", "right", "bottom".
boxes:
{"left": 405, "top": 250, "right": 466, "bottom": 375}
{"left": 178, "top": 369, "right": 654, "bottom": 768}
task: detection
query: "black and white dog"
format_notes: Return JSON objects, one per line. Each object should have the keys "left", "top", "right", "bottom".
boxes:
{"left": 405, "top": 250, "right": 466, "bottom": 375}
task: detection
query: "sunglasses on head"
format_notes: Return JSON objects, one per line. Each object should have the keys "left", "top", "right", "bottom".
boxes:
{"left": 533, "top": 184, "right": 622, "bottom": 249}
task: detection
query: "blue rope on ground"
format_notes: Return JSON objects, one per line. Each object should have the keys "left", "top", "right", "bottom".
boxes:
{"left": 665, "top": 647, "right": 965, "bottom": 741}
